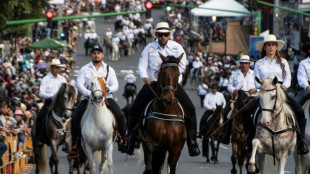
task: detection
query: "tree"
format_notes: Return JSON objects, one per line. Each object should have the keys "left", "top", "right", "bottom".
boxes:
{"left": 0, "top": 0, "right": 48, "bottom": 33}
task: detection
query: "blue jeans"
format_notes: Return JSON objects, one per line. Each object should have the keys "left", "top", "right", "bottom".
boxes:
{"left": 0, "top": 142, "right": 7, "bottom": 157}
{"left": 17, "top": 134, "right": 25, "bottom": 150}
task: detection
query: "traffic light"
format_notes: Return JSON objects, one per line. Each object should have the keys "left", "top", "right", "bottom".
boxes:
{"left": 45, "top": 11, "right": 54, "bottom": 29}
{"left": 166, "top": 5, "right": 171, "bottom": 12}
{"left": 145, "top": 1, "right": 153, "bottom": 19}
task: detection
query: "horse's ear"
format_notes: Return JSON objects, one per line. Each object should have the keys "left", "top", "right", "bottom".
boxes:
{"left": 177, "top": 53, "right": 184, "bottom": 63}
{"left": 272, "top": 76, "right": 278, "bottom": 85}
{"left": 159, "top": 52, "right": 169, "bottom": 62}
{"left": 255, "top": 76, "right": 264, "bottom": 84}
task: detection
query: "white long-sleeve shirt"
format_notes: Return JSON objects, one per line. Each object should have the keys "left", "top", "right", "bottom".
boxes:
{"left": 138, "top": 40, "right": 187, "bottom": 83}
{"left": 39, "top": 73, "right": 67, "bottom": 99}
{"left": 203, "top": 92, "right": 226, "bottom": 110}
{"left": 192, "top": 60, "right": 203, "bottom": 69}
{"left": 124, "top": 73, "right": 136, "bottom": 83}
{"left": 297, "top": 57, "right": 310, "bottom": 90}
{"left": 76, "top": 61, "right": 118, "bottom": 100}
{"left": 227, "top": 69, "right": 257, "bottom": 96}
{"left": 254, "top": 56, "right": 291, "bottom": 88}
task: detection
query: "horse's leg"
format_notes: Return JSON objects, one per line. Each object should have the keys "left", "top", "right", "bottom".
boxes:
{"left": 98, "top": 150, "right": 107, "bottom": 174}
{"left": 210, "top": 137, "right": 215, "bottom": 161}
{"left": 49, "top": 141, "right": 59, "bottom": 174}
{"left": 248, "top": 138, "right": 260, "bottom": 173}
{"left": 83, "top": 144, "right": 96, "bottom": 174}
{"left": 66, "top": 133, "right": 74, "bottom": 174}
{"left": 145, "top": 143, "right": 154, "bottom": 174}
{"left": 214, "top": 139, "right": 220, "bottom": 164}
{"left": 167, "top": 148, "right": 183, "bottom": 174}
{"left": 231, "top": 142, "right": 238, "bottom": 174}
{"left": 205, "top": 138, "right": 210, "bottom": 163}
{"left": 152, "top": 150, "right": 166, "bottom": 174}
{"left": 278, "top": 153, "right": 288, "bottom": 174}
{"left": 106, "top": 141, "right": 114, "bottom": 174}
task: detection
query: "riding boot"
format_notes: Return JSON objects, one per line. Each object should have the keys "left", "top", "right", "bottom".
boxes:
{"left": 126, "top": 130, "right": 138, "bottom": 156}
{"left": 244, "top": 130, "right": 255, "bottom": 153}
{"left": 220, "top": 119, "right": 232, "bottom": 145}
{"left": 296, "top": 118, "right": 309, "bottom": 155}
{"left": 186, "top": 116, "right": 201, "bottom": 157}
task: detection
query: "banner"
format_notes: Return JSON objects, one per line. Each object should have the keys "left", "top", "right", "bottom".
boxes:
{"left": 249, "top": 35, "right": 264, "bottom": 60}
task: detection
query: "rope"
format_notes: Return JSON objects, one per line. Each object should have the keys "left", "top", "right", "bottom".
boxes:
{"left": 208, "top": 97, "right": 257, "bottom": 137}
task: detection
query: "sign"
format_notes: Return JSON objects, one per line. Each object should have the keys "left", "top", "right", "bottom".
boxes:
{"left": 249, "top": 35, "right": 264, "bottom": 59}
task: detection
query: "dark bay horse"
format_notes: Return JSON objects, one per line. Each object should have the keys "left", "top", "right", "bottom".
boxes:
{"left": 32, "top": 83, "right": 76, "bottom": 174}
{"left": 230, "top": 90, "right": 253, "bottom": 174}
{"left": 140, "top": 53, "right": 186, "bottom": 174}
{"left": 202, "top": 105, "right": 224, "bottom": 164}
{"left": 123, "top": 83, "right": 137, "bottom": 104}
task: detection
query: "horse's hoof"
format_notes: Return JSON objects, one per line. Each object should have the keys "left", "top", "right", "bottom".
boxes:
{"left": 248, "top": 163, "right": 255, "bottom": 173}
{"left": 211, "top": 156, "right": 215, "bottom": 161}
{"left": 231, "top": 169, "right": 237, "bottom": 174}
{"left": 214, "top": 160, "right": 219, "bottom": 164}
{"left": 206, "top": 159, "right": 210, "bottom": 163}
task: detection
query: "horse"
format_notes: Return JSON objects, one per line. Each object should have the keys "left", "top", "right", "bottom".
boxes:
{"left": 202, "top": 104, "right": 224, "bottom": 164}
{"left": 111, "top": 42, "right": 120, "bottom": 61}
{"left": 114, "top": 20, "right": 123, "bottom": 32}
{"left": 31, "top": 83, "right": 76, "bottom": 174}
{"left": 248, "top": 77, "right": 296, "bottom": 174}
{"left": 80, "top": 73, "right": 115, "bottom": 174}
{"left": 123, "top": 83, "right": 137, "bottom": 104}
{"left": 139, "top": 53, "right": 186, "bottom": 174}
{"left": 230, "top": 90, "right": 253, "bottom": 174}
{"left": 294, "top": 99, "right": 310, "bottom": 174}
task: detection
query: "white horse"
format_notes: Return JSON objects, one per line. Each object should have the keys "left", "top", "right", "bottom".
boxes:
{"left": 111, "top": 42, "right": 120, "bottom": 61}
{"left": 294, "top": 99, "right": 310, "bottom": 174}
{"left": 248, "top": 77, "right": 296, "bottom": 174}
{"left": 80, "top": 73, "right": 115, "bottom": 174}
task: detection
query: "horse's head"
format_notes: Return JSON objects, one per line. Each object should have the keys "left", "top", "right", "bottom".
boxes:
{"left": 53, "top": 83, "right": 76, "bottom": 119}
{"left": 235, "top": 90, "right": 251, "bottom": 109}
{"left": 157, "top": 53, "right": 183, "bottom": 106}
{"left": 89, "top": 74, "right": 107, "bottom": 105}
{"left": 214, "top": 104, "right": 224, "bottom": 126}
{"left": 257, "top": 77, "right": 287, "bottom": 127}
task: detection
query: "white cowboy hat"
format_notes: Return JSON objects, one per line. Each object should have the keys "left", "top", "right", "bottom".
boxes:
{"left": 240, "top": 55, "right": 251, "bottom": 63}
{"left": 150, "top": 22, "right": 175, "bottom": 38}
{"left": 50, "top": 59, "right": 65, "bottom": 68}
{"left": 256, "top": 34, "right": 285, "bottom": 51}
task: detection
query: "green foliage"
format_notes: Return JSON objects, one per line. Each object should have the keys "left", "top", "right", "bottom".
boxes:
{"left": 0, "top": 0, "right": 48, "bottom": 36}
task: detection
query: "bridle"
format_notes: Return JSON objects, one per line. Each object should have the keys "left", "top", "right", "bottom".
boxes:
{"left": 90, "top": 77, "right": 106, "bottom": 105}
{"left": 159, "top": 63, "right": 179, "bottom": 98}
{"left": 260, "top": 86, "right": 283, "bottom": 119}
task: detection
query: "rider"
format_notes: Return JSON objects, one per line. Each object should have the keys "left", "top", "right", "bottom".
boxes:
{"left": 36, "top": 59, "right": 66, "bottom": 146}
{"left": 123, "top": 70, "right": 137, "bottom": 97}
{"left": 126, "top": 22, "right": 201, "bottom": 157}
{"left": 219, "top": 55, "right": 257, "bottom": 145}
{"left": 243, "top": 34, "right": 309, "bottom": 155}
{"left": 89, "top": 29, "right": 98, "bottom": 45}
{"left": 105, "top": 28, "right": 113, "bottom": 39}
{"left": 197, "top": 83, "right": 226, "bottom": 138}
{"left": 69, "top": 44, "right": 127, "bottom": 157}
{"left": 84, "top": 29, "right": 91, "bottom": 47}
{"left": 112, "top": 34, "right": 120, "bottom": 48}
{"left": 295, "top": 44, "right": 310, "bottom": 105}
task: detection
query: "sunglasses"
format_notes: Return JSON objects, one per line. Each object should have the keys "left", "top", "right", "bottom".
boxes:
{"left": 157, "top": 33, "right": 170, "bottom": 37}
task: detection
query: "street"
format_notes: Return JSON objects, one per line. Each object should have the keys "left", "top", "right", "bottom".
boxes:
{"left": 31, "top": 7, "right": 296, "bottom": 174}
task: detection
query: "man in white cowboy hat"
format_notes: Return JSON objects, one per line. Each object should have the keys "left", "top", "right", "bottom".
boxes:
{"left": 244, "top": 34, "right": 309, "bottom": 154}
{"left": 35, "top": 59, "right": 67, "bottom": 146}
{"left": 126, "top": 22, "right": 201, "bottom": 156}
{"left": 295, "top": 44, "right": 310, "bottom": 105}
{"left": 105, "top": 28, "right": 113, "bottom": 39}
{"left": 219, "top": 55, "right": 257, "bottom": 144}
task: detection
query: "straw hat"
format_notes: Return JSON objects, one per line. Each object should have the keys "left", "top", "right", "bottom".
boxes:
{"left": 50, "top": 59, "right": 65, "bottom": 68}
{"left": 256, "top": 34, "right": 285, "bottom": 51}
{"left": 240, "top": 55, "right": 251, "bottom": 63}
{"left": 150, "top": 22, "right": 175, "bottom": 38}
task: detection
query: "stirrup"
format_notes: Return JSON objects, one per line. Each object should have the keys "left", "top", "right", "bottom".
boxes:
{"left": 69, "top": 145, "right": 79, "bottom": 158}
{"left": 297, "top": 141, "right": 309, "bottom": 155}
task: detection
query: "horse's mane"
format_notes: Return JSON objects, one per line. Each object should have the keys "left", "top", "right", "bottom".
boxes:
{"left": 259, "top": 77, "right": 293, "bottom": 117}
{"left": 50, "top": 83, "right": 76, "bottom": 111}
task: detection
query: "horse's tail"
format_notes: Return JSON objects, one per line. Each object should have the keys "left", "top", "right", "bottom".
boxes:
{"left": 137, "top": 143, "right": 144, "bottom": 165}
{"left": 34, "top": 145, "right": 48, "bottom": 174}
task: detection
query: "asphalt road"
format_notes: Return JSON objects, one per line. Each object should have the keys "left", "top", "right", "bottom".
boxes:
{"left": 31, "top": 7, "right": 296, "bottom": 174}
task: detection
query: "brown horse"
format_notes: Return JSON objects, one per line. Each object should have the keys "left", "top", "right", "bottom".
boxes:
{"left": 140, "top": 53, "right": 186, "bottom": 174}
{"left": 230, "top": 90, "right": 253, "bottom": 174}
{"left": 202, "top": 105, "right": 224, "bottom": 164}
{"left": 32, "top": 83, "right": 76, "bottom": 174}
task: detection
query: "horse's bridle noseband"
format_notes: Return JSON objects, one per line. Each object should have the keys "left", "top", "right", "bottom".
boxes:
{"left": 260, "top": 87, "right": 283, "bottom": 119}
{"left": 159, "top": 63, "right": 179, "bottom": 95}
